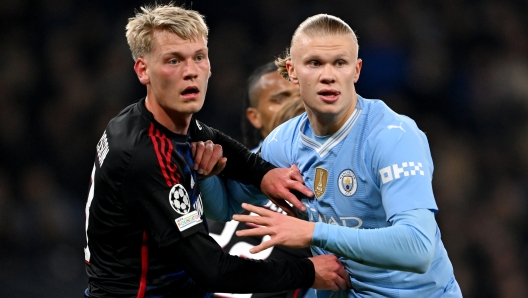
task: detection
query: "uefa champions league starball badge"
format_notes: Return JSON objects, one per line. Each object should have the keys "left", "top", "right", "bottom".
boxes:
{"left": 338, "top": 169, "right": 357, "bottom": 196}
{"left": 169, "top": 184, "right": 191, "bottom": 214}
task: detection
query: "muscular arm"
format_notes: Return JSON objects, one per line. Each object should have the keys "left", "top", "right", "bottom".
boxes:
{"left": 169, "top": 229, "right": 314, "bottom": 293}
{"left": 312, "top": 208, "right": 436, "bottom": 273}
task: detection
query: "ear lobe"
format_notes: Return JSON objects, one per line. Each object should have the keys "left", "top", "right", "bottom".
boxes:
{"left": 246, "top": 107, "right": 262, "bottom": 129}
{"left": 134, "top": 58, "right": 149, "bottom": 85}
{"left": 286, "top": 60, "right": 299, "bottom": 84}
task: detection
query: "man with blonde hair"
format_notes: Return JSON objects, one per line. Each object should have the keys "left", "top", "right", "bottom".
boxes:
{"left": 83, "top": 5, "right": 350, "bottom": 298}
{"left": 205, "top": 14, "right": 463, "bottom": 297}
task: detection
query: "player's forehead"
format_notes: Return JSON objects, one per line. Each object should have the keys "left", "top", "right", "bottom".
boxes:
{"left": 256, "top": 72, "right": 297, "bottom": 100}
{"left": 292, "top": 33, "right": 357, "bottom": 59}
{"left": 151, "top": 30, "right": 208, "bottom": 54}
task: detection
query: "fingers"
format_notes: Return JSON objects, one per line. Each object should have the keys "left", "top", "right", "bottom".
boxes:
{"left": 201, "top": 144, "right": 223, "bottom": 175}
{"left": 278, "top": 191, "right": 305, "bottom": 213}
{"left": 289, "top": 165, "right": 314, "bottom": 198}
{"left": 248, "top": 241, "right": 275, "bottom": 254}
{"left": 239, "top": 203, "right": 275, "bottom": 217}
{"left": 310, "top": 254, "right": 351, "bottom": 291}
{"left": 192, "top": 140, "right": 224, "bottom": 176}
{"left": 193, "top": 141, "right": 205, "bottom": 172}
{"left": 336, "top": 266, "right": 351, "bottom": 290}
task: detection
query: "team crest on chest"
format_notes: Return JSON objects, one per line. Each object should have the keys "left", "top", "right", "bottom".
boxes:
{"left": 169, "top": 184, "right": 191, "bottom": 214}
{"left": 314, "top": 168, "right": 328, "bottom": 198}
{"left": 338, "top": 169, "right": 357, "bottom": 196}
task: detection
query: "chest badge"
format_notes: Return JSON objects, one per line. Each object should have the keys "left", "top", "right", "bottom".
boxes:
{"left": 338, "top": 169, "right": 357, "bottom": 196}
{"left": 314, "top": 168, "right": 329, "bottom": 198}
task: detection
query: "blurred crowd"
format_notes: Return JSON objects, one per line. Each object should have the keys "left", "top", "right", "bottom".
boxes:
{"left": 0, "top": 0, "right": 527, "bottom": 297}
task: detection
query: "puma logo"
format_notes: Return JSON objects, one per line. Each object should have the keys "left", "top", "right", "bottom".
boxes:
{"left": 388, "top": 122, "right": 405, "bottom": 132}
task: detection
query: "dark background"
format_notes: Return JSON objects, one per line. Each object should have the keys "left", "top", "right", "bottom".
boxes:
{"left": 1, "top": 0, "right": 527, "bottom": 297}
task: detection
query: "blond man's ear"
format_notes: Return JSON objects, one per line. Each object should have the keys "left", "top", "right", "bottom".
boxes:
{"left": 134, "top": 58, "right": 149, "bottom": 85}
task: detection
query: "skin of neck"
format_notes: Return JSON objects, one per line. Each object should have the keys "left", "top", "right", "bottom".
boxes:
{"left": 145, "top": 92, "right": 193, "bottom": 135}
{"left": 306, "top": 94, "right": 357, "bottom": 136}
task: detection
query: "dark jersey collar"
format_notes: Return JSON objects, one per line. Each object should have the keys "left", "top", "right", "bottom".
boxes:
{"left": 136, "top": 97, "right": 191, "bottom": 143}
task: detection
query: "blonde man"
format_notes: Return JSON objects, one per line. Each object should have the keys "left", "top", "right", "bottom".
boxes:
{"left": 205, "top": 14, "right": 463, "bottom": 297}
{"left": 83, "top": 5, "right": 350, "bottom": 298}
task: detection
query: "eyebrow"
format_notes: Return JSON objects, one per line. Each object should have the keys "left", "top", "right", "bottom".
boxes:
{"left": 165, "top": 47, "right": 208, "bottom": 57}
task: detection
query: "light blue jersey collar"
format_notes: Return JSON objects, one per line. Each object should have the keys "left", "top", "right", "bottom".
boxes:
{"left": 299, "top": 105, "right": 362, "bottom": 158}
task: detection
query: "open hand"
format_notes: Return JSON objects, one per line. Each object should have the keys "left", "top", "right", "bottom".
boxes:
{"left": 233, "top": 203, "right": 315, "bottom": 253}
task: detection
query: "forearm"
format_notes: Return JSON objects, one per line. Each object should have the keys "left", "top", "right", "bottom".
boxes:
{"left": 173, "top": 230, "right": 314, "bottom": 293}
{"left": 312, "top": 209, "right": 436, "bottom": 273}
{"left": 200, "top": 176, "right": 269, "bottom": 222}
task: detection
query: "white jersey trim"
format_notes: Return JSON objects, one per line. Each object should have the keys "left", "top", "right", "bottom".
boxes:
{"left": 300, "top": 108, "right": 362, "bottom": 158}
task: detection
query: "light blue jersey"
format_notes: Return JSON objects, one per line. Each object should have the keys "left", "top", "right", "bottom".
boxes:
{"left": 260, "top": 95, "right": 461, "bottom": 298}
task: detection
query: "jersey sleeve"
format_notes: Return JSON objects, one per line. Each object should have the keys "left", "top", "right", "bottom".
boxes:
{"left": 170, "top": 229, "right": 315, "bottom": 293}
{"left": 311, "top": 208, "right": 436, "bottom": 273}
{"left": 190, "top": 118, "right": 275, "bottom": 189}
{"left": 366, "top": 115, "right": 438, "bottom": 220}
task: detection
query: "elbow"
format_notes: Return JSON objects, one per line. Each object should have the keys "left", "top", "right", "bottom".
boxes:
{"left": 409, "top": 252, "right": 433, "bottom": 274}
{"left": 405, "top": 245, "right": 434, "bottom": 274}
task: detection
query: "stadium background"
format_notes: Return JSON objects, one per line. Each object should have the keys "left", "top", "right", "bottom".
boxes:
{"left": 0, "top": 0, "right": 527, "bottom": 297}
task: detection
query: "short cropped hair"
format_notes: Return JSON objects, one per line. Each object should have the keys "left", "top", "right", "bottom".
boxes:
{"left": 125, "top": 4, "right": 208, "bottom": 61}
{"left": 276, "top": 14, "right": 358, "bottom": 80}
{"left": 246, "top": 62, "right": 279, "bottom": 108}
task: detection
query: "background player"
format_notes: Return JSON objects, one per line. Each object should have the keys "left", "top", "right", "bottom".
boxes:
{"left": 244, "top": 61, "right": 301, "bottom": 150}
{"left": 207, "top": 63, "right": 312, "bottom": 298}
{"left": 206, "top": 14, "right": 463, "bottom": 297}
{"left": 83, "top": 5, "right": 351, "bottom": 297}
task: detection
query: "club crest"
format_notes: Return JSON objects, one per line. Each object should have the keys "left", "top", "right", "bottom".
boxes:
{"left": 338, "top": 169, "right": 357, "bottom": 196}
{"left": 314, "top": 168, "right": 328, "bottom": 198}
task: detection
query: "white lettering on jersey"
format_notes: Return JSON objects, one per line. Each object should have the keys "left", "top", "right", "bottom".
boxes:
{"left": 96, "top": 131, "right": 109, "bottom": 167}
{"left": 379, "top": 162, "right": 424, "bottom": 184}
{"left": 387, "top": 122, "right": 406, "bottom": 132}
{"left": 196, "top": 120, "right": 202, "bottom": 130}
{"left": 194, "top": 194, "right": 203, "bottom": 217}
{"left": 305, "top": 204, "right": 363, "bottom": 228}
{"left": 84, "top": 164, "right": 96, "bottom": 263}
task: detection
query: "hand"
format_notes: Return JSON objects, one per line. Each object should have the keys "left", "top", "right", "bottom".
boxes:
{"left": 260, "top": 164, "right": 314, "bottom": 215}
{"left": 233, "top": 203, "right": 315, "bottom": 253}
{"left": 191, "top": 140, "right": 227, "bottom": 179}
{"left": 309, "top": 254, "right": 352, "bottom": 291}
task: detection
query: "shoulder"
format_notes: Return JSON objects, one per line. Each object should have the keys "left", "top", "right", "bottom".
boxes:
{"left": 98, "top": 103, "right": 152, "bottom": 171}
{"left": 260, "top": 113, "right": 305, "bottom": 166}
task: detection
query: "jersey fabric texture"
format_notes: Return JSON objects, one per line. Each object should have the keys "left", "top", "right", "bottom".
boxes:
{"left": 260, "top": 95, "right": 462, "bottom": 298}
{"left": 84, "top": 98, "right": 306, "bottom": 297}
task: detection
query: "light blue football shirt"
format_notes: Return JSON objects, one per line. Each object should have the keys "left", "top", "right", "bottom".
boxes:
{"left": 259, "top": 95, "right": 461, "bottom": 298}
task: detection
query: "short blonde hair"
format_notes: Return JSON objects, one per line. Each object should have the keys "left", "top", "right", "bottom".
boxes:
{"left": 125, "top": 4, "right": 208, "bottom": 61}
{"left": 276, "top": 14, "right": 358, "bottom": 80}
